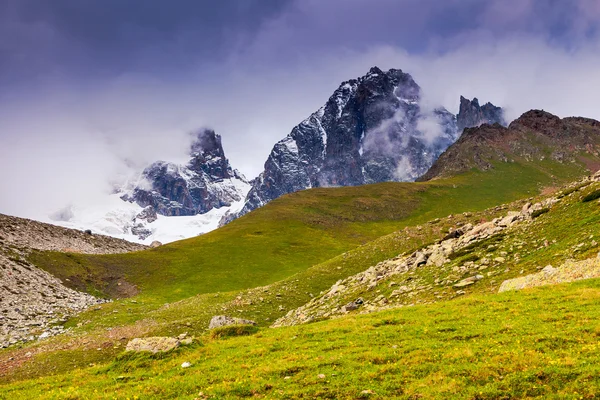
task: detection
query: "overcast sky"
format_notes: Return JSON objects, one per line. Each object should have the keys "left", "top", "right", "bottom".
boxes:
{"left": 1, "top": 0, "right": 600, "bottom": 219}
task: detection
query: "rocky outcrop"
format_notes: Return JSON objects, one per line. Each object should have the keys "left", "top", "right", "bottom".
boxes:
{"left": 208, "top": 315, "right": 257, "bottom": 329}
{"left": 123, "top": 129, "right": 250, "bottom": 217}
{"left": 125, "top": 334, "right": 192, "bottom": 353}
{"left": 420, "top": 110, "right": 600, "bottom": 181}
{"left": 0, "top": 213, "right": 144, "bottom": 348}
{"left": 456, "top": 96, "right": 505, "bottom": 133}
{"left": 272, "top": 196, "right": 560, "bottom": 327}
{"left": 233, "top": 68, "right": 503, "bottom": 219}
{"left": 0, "top": 248, "right": 105, "bottom": 348}
{"left": 498, "top": 257, "right": 600, "bottom": 292}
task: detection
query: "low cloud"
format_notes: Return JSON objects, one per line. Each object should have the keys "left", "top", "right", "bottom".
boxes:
{"left": 1, "top": 1, "right": 600, "bottom": 221}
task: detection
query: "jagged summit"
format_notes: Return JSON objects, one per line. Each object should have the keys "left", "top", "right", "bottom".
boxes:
{"left": 457, "top": 96, "right": 506, "bottom": 133}
{"left": 230, "top": 67, "right": 503, "bottom": 221}
{"left": 419, "top": 110, "right": 600, "bottom": 181}
{"left": 123, "top": 129, "right": 249, "bottom": 217}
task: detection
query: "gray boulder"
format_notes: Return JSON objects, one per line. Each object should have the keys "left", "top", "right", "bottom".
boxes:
{"left": 208, "top": 315, "right": 257, "bottom": 329}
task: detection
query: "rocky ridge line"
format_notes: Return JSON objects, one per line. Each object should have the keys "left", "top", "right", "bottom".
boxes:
{"left": 272, "top": 195, "right": 563, "bottom": 327}
{"left": 0, "top": 213, "right": 145, "bottom": 348}
{"left": 229, "top": 67, "right": 504, "bottom": 222}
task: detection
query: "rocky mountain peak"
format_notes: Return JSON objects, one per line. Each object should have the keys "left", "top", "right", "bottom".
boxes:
{"left": 508, "top": 109, "right": 562, "bottom": 132}
{"left": 122, "top": 129, "right": 249, "bottom": 219}
{"left": 457, "top": 96, "right": 505, "bottom": 133}
{"left": 229, "top": 67, "right": 504, "bottom": 222}
{"left": 188, "top": 129, "right": 233, "bottom": 179}
{"left": 420, "top": 109, "right": 600, "bottom": 181}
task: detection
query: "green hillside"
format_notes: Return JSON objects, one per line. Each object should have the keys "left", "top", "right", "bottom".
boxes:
{"left": 3, "top": 277, "right": 600, "bottom": 399}
{"left": 29, "top": 159, "right": 585, "bottom": 306}
{"left": 0, "top": 157, "right": 593, "bottom": 386}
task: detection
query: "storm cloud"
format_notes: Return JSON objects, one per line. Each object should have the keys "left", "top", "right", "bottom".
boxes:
{"left": 0, "top": 0, "right": 599, "bottom": 220}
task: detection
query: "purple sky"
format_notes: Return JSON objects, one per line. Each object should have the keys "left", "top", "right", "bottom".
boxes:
{"left": 1, "top": 0, "right": 600, "bottom": 219}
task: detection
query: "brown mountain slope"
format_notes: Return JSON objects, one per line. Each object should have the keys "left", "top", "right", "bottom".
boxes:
{"left": 419, "top": 110, "right": 600, "bottom": 181}
{"left": 0, "top": 214, "right": 145, "bottom": 348}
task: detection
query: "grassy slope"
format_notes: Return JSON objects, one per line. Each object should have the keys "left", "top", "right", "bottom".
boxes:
{"left": 272, "top": 177, "right": 600, "bottom": 322}
{"left": 29, "top": 158, "right": 585, "bottom": 306}
{"left": 3, "top": 279, "right": 600, "bottom": 399}
{"left": 0, "top": 159, "right": 590, "bottom": 386}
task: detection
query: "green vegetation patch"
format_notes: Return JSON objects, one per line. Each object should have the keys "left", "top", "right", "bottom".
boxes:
{"left": 582, "top": 188, "right": 600, "bottom": 203}
{"left": 531, "top": 207, "right": 550, "bottom": 218}
{"left": 209, "top": 325, "right": 259, "bottom": 339}
{"left": 4, "top": 279, "right": 600, "bottom": 399}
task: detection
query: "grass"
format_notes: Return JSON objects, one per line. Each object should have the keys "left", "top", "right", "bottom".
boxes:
{"left": 0, "top": 158, "right": 590, "bottom": 384}
{"left": 0, "top": 154, "right": 596, "bottom": 394}
{"left": 582, "top": 189, "right": 600, "bottom": 203}
{"left": 29, "top": 159, "right": 585, "bottom": 306}
{"left": 3, "top": 278, "right": 600, "bottom": 399}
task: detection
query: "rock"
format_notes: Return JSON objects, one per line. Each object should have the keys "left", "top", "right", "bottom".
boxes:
{"left": 494, "top": 257, "right": 506, "bottom": 264}
{"left": 38, "top": 331, "right": 51, "bottom": 340}
{"left": 453, "top": 275, "right": 483, "bottom": 288}
{"left": 181, "top": 362, "right": 191, "bottom": 368}
{"left": 498, "top": 213, "right": 519, "bottom": 227}
{"left": 318, "top": 374, "right": 326, "bottom": 379}
{"left": 131, "top": 223, "right": 152, "bottom": 240}
{"left": 150, "top": 241, "right": 162, "bottom": 248}
{"left": 125, "top": 337, "right": 180, "bottom": 353}
{"left": 541, "top": 265, "right": 556, "bottom": 276}
{"left": 135, "top": 206, "right": 158, "bottom": 224}
{"left": 124, "top": 129, "right": 249, "bottom": 217}
{"left": 456, "top": 96, "right": 506, "bottom": 133}
{"left": 343, "top": 298, "right": 364, "bottom": 312}
{"left": 414, "top": 251, "right": 428, "bottom": 267}
{"left": 84, "top": 229, "right": 93, "bottom": 235}
{"left": 208, "top": 315, "right": 257, "bottom": 329}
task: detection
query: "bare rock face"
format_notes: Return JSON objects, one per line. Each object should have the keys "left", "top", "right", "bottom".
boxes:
{"left": 420, "top": 110, "right": 600, "bottom": 181}
{"left": 456, "top": 96, "right": 505, "bottom": 133}
{"left": 208, "top": 315, "right": 257, "bottom": 329}
{"left": 0, "top": 213, "right": 144, "bottom": 348}
{"left": 123, "top": 129, "right": 249, "bottom": 217}
{"left": 135, "top": 206, "right": 157, "bottom": 224}
{"left": 0, "top": 249, "right": 105, "bottom": 348}
{"left": 232, "top": 67, "right": 503, "bottom": 220}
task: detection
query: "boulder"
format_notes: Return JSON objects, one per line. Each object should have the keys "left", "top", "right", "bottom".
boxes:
{"left": 126, "top": 337, "right": 180, "bottom": 353}
{"left": 453, "top": 275, "right": 484, "bottom": 288}
{"left": 208, "top": 315, "right": 257, "bottom": 329}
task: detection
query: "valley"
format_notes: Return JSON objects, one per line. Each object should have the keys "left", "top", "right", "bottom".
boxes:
{"left": 2, "top": 106, "right": 600, "bottom": 398}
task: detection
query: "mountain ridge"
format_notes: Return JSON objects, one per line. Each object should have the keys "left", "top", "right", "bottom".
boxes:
{"left": 420, "top": 109, "right": 600, "bottom": 181}
{"left": 230, "top": 67, "right": 505, "bottom": 222}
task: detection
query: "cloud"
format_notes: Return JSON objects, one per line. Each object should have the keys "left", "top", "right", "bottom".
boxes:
{"left": 1, "top": 1, "right": 600, "bottom": 222}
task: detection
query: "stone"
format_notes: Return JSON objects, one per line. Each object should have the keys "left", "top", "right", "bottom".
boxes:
{"left": 208, "top": 315, "right": 257, "bottom": 329}
{"left": 541, "top": 265, "right": 556, "bottom": 276}
{"left": 125, "top": 337, "right": 180, "bottom": 353}
{"left": 150, "top": 241, "right": 162, "bottom": 247}
{"left": 181, "top": 362, "right": 191, "bottom": 368}
{"left": 318, "top": 374, "right": 326, "bottom": 379}
{"left": 453, "top": 275, "right": 483, "bottom": 288}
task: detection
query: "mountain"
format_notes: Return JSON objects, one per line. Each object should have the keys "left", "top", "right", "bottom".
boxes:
{"left": 420, "top": 109, "right": 600, "bottom": 181}
{"left": 456, "top": 95, "right": 506, "bottom": 132}
{"left": 50, "top": 130, "right": 250, "bottom": 243}
{"left": 232, "top": 67, "right": 504, "bottom": 220}
{"left": 122, "top": 129, "right": 249, "bottom": 217}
